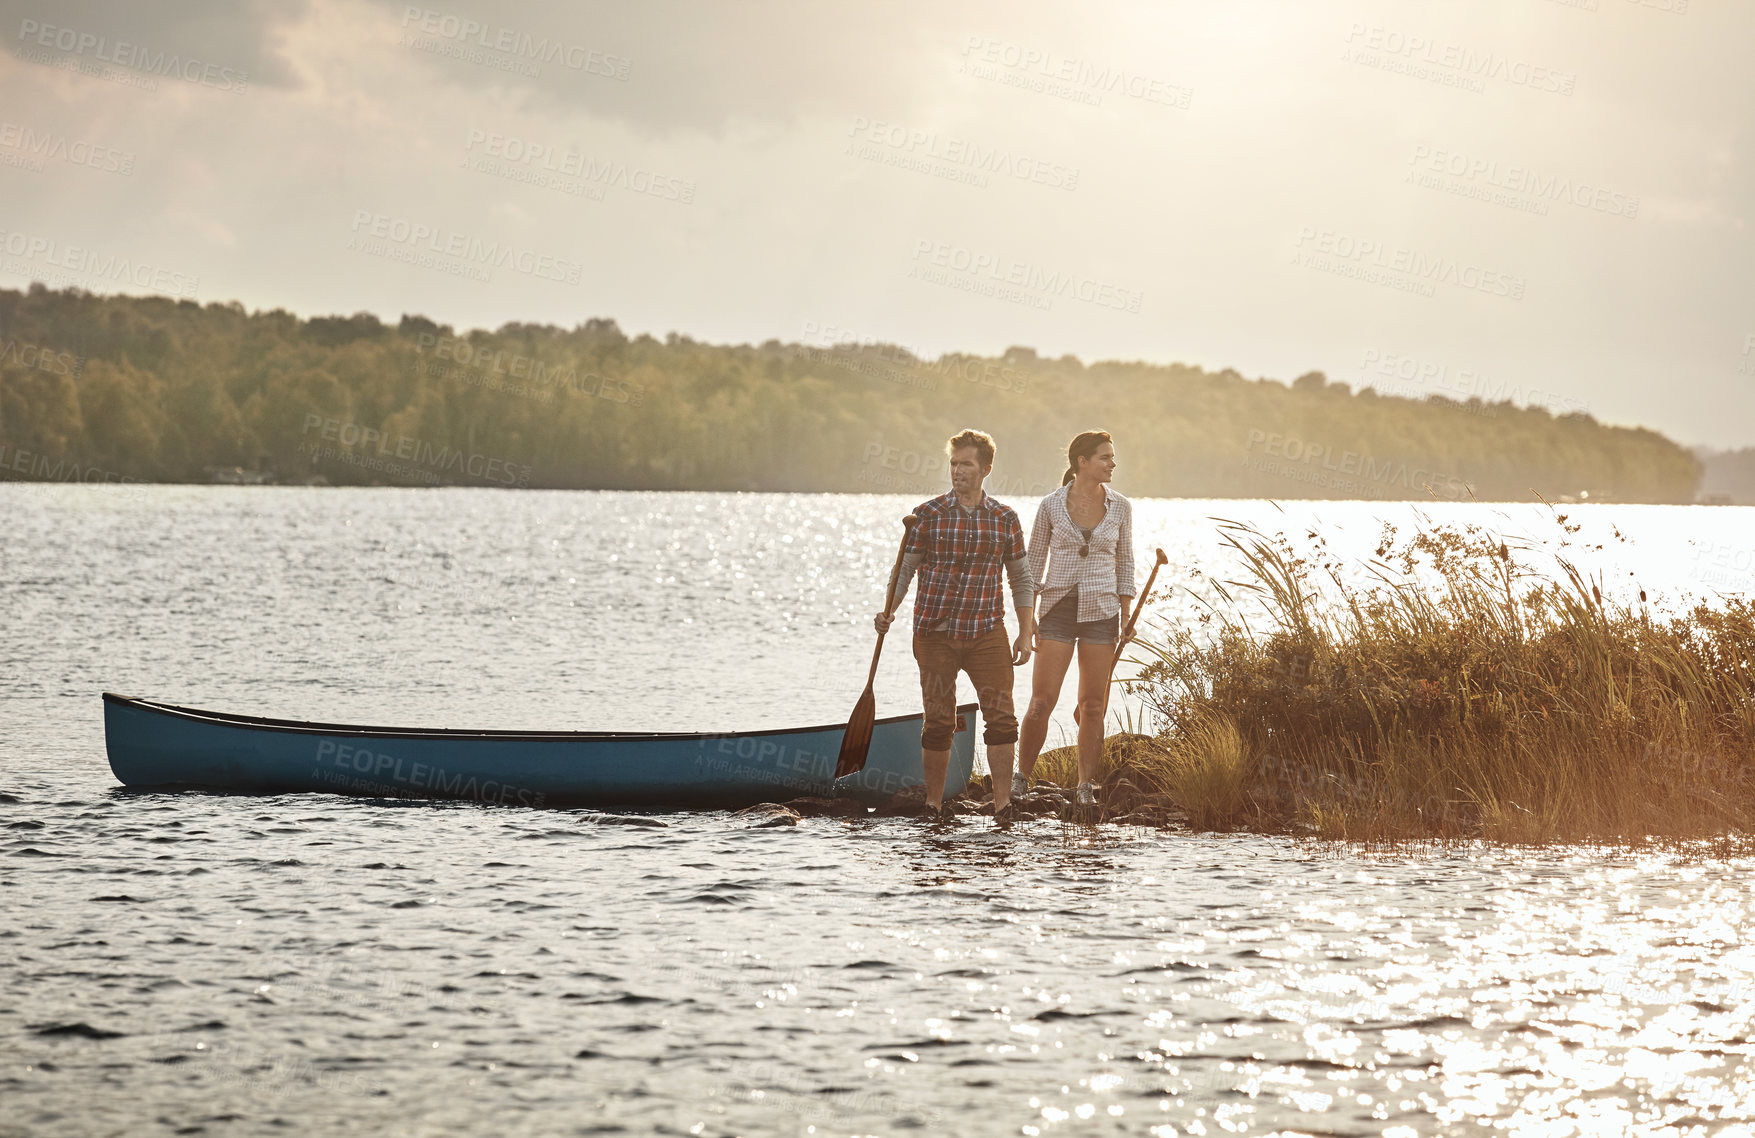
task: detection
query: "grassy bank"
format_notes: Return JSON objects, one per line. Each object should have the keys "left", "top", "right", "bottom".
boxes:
{"left": 1109, "top": 512, "right": 1755, "bottom": 846}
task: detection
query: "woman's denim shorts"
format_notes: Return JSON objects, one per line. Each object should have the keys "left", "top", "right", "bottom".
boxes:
{"left": 1037, "top": 592, "right": 1119, "bottom": 644}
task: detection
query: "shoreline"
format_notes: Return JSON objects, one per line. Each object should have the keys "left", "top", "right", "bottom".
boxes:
{"left": 0, "top": 477, "right": 1731, "bottom": 507}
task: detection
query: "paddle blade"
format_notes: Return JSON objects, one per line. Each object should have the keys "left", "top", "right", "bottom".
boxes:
{"left": 834, "top": 687, "right": 877, "bottom": 779}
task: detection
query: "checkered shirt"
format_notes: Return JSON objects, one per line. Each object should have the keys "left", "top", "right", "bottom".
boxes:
{"left": 904, "top": 491, "right": 1027, "bottom": 639}
{"left": 1027, "top": 484, "right": 1137, "bottom": 621}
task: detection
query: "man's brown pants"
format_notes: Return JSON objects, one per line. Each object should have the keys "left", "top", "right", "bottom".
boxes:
{"left": 912, "top": 626, "right": 1019, "bottom": 750}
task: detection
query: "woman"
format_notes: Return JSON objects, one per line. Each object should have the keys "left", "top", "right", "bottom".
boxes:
{"left": 1014, "top": 430, "right": 1136, "bottom": 809}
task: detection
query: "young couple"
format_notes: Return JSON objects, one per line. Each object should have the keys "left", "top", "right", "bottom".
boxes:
{"left": 874, "top": 427, "right": 1136, "bottom": 825}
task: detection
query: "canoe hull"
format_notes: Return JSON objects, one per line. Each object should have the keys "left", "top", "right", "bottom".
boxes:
{"left": 101, "top": 693, "right": 978, "bottom": 809}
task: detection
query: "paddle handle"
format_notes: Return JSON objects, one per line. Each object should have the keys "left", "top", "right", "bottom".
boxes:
{"left": 1094, "top": 547, "right": 1169, "bottom": 721}
{"left": 866, "top": 514, "right": 918, "bottom": 686}
{"left": 1117, "top": 549, "right": 1169, "bottom": 655}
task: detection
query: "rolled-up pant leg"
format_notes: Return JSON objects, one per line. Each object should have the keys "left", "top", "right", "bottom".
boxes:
{"left": 964, "top": 626, "right": 1019, "bottom": 746}
{"left": 914, "top": 627, "right": 1017, "bottom": 749}
{"left": 913, "top": 631, "right": 960, "bottom": 751}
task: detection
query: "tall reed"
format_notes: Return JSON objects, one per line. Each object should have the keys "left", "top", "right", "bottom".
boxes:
{"left": 1127, "top": 513, "right": 1755, "bottom": 846}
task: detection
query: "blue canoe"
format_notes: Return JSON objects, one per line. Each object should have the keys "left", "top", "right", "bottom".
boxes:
{"left": 101, "top": 693, "right": 977, "bottom": 809}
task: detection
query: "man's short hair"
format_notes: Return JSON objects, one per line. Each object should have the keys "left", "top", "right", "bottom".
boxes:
{"left": 946, "top": 429, "right": 995, "bottom": 468}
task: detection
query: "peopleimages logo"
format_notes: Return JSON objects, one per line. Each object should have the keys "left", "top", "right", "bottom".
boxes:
{"left": 796, "top": 320, "right": 1030, "bottom": 394}
{"left": 463, "top": 131, "right": 695, "bottom": 203}
{"left": 0, "top": 227, "right": 200, "bottom": 298}
{"left": 0, "top": 336, "right": 82, "bottom": 377}
{"left": 847, "top": 118, "right": 1079, "bottom": 191}
{"left": 0, "top": 444, "right": 142, "bottom": 486}
{"left": 348, "top": 210, "right": 583, "bottom": 284}
{"left": 0, "top": 122, "right": 134, "bottom": 175}
{"left": 1408, "top": 146, "right": 1639, "bottom": 219}
{"left": 909, "top": 239, "right": 1144, "bottom": 312}
{"left": 15, "top": 19, "right": 249, "bottom": 92}
{"left": 300, "top": 415, "right": 533, "bottom": 486}
{"left": 1243, "top": 428, "right": 1471, "bottom": 500}
{"left": 959, "top": 35, "right": 1193, "bottom": 109}
{"left": 399, "top": 7, "right": 630, "bottom": 79}
{"left": 1342, "top": 23, "right": 1576, "bottom": 95}
{"left": 313, "top": 739, "right": 546, "bottom": 807}
{"left": 1293, "top": 226, "right": 1526, "bottom": 300}
{"left": 1690, "top": 541, "right": 1755, "bottom": 591}
{"left": 413, "top": 333, "right": 643, "bottom": 404}
{"left": 1358, "top": 349, "right": 1589, "bottom": 416}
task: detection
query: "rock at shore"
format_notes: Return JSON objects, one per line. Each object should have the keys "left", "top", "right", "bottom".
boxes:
{"left": 735, "top": 802, "right": 802, "bottom": 828}
{"left": 786, "top": 796, "right": 865, "bottom": 818}
{"left": 874, "top": 785, "right": 932, "bottom": 816}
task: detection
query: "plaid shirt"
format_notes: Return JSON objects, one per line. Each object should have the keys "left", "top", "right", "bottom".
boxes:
{"left": 1028, "top": 484, "right": 1137, "bottom": 621}
{"left": 904, "top": 491, "right": 1027, "bottom": 639}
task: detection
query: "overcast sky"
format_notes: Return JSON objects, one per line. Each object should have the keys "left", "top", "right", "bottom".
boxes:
{"left": 2, "top": 0, "right": 1750, "bottom": 447}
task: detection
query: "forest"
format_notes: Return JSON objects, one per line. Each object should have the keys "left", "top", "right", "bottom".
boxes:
{"left": 0, "top": 283, "right": 1703, "bottom": 502}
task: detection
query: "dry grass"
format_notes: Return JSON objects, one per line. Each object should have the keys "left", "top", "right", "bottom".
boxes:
{"left": 1031, "top": 734, "right": 1158, "bottom": 790}
{"left": 1124, "top": 511, "right": 1755, "bottom": 847}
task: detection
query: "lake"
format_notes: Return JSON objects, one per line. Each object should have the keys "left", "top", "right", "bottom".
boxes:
{"left": 3, "top": 485, "right": 1754, "bottom": 1136}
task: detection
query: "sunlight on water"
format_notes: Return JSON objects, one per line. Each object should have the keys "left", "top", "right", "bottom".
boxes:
{"left": 3, "top": 486, "right": 1754, "bottom": 1135}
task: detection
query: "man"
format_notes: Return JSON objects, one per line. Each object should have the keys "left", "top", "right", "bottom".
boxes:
{"left": 876, "top": 429, "right": 1034, "bottom": 825}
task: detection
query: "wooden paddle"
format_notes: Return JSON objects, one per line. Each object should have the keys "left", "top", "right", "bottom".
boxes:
{"left": 834, "top": 514, "right": 920, "bottom": 779}
{"left": 1075, "top": 547, "right": 1170, "bottom": 727}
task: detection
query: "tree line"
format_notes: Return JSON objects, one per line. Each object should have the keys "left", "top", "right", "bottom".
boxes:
{"left": 0, "top": 283, "right": 1702, "bottom": 502}
{"left": 1698, "top": 448, "right": 1755, "bottom": 505}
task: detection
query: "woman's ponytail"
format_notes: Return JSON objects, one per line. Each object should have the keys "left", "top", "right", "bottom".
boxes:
{"left": 1062, "top": 430, "right": 1113, "bottom": 487}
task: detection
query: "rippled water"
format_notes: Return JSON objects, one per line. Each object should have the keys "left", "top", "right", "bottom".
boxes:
{"left": 4, "top": 486, "right": 1755, "bottom": 1136}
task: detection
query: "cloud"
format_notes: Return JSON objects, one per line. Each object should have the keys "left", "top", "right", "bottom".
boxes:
{"left": 356, "top": 0, "right": 967, "bottom": 138}
{"left": 0, "top": 0, "right": 1751, "bottom": 446}
{"left": 0, "top": 0, "right": 310, "bottom": 88}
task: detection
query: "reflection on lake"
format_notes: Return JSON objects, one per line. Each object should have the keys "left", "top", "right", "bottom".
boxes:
{"left": 2, "top": 486, "right": 1752, "bottom": 1135}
